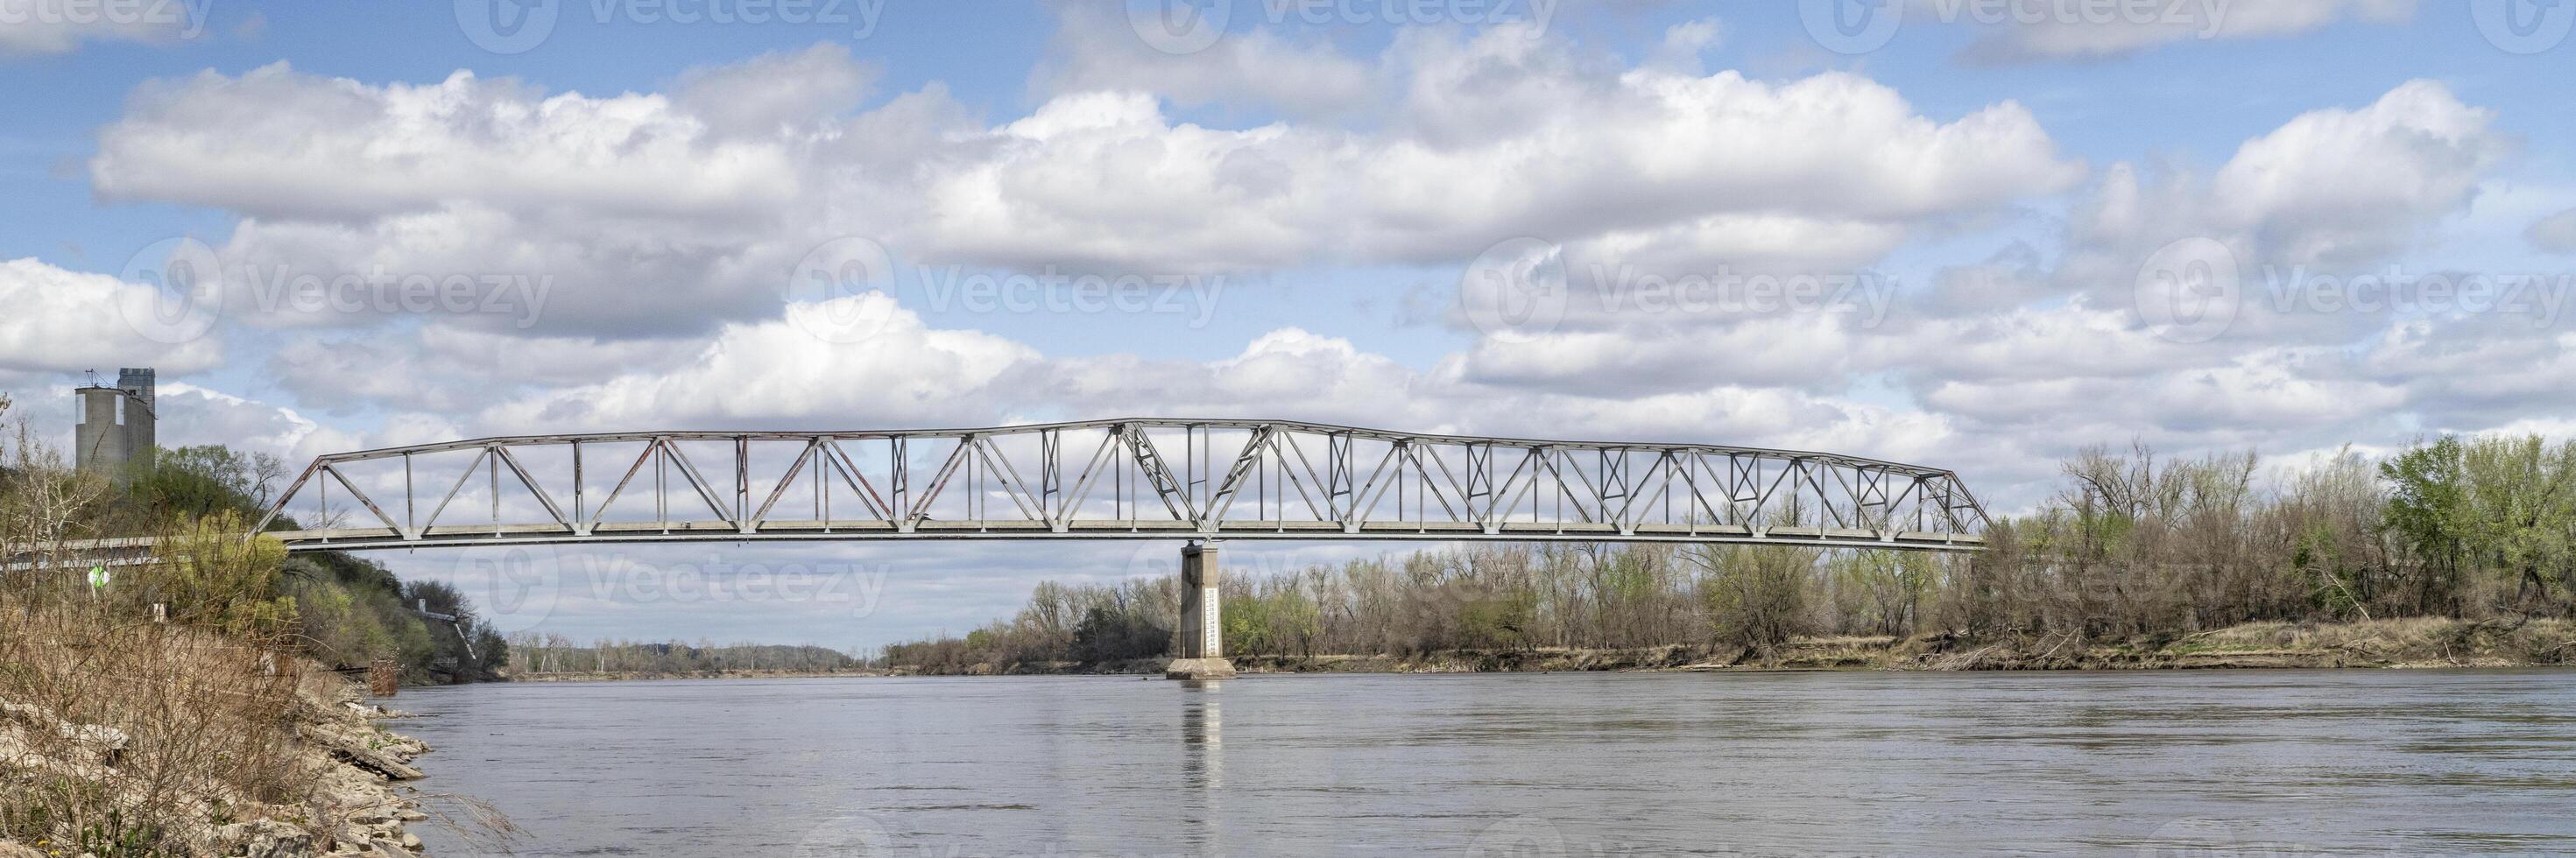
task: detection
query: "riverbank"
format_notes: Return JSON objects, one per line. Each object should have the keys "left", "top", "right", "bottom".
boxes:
{"left": 890, "top": 616, "right": 2576, "bottom": 676}
{"left": 0, "top": 620, "right": 441, "bottom": 856}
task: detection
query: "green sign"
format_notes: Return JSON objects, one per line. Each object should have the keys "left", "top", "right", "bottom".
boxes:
{"left": 87, "top": 565, "right": 109, "bottom": 588}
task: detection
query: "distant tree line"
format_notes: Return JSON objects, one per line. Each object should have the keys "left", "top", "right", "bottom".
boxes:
{"left": 504, "top": 633, "right": 861, "bottom": 675}
{"left": 886, "top": 434, "right": 2576, "bottom": 671}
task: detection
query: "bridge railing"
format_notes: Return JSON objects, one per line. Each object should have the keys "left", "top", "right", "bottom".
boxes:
{"left": 251, "top": 419, "right": 1991, "bottom": 552}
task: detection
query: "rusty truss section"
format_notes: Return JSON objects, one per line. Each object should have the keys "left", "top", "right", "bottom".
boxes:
{"left": 251, "top": 419, "right": 1991, "bottom": 552}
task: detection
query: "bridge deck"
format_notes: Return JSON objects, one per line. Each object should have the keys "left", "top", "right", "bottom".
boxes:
{"left": 262, "top": 520, "right": 1985, "bottom": 552}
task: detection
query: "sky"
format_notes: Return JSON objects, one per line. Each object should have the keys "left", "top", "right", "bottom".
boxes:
{"left": 3, "top": 0, "right": 2574, "bottom": 651}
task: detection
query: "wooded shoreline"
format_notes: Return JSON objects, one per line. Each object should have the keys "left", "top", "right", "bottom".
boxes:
{"left": 493, "top": 616, "right": 2573, "bottom": 680}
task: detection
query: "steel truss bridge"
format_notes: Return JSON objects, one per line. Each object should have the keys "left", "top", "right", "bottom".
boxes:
{"left": 247, "top": 419, "right": 1991, "bottom": 553}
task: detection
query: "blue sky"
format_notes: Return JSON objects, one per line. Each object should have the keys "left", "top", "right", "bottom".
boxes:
{"left": 4, "top": 0, "right": 2574, "bottom": 651}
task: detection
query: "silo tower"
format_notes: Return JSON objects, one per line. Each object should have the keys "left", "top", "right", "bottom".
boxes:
{"left": 74, "top": 367, "right": 156, "bottom": 474}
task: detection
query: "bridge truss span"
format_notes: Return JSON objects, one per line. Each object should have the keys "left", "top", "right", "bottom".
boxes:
{"left": 251, "top": 419, "right": 1992, "bottom": 552}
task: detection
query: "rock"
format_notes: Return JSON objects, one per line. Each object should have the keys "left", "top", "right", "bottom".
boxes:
{"left": 309, "top": 724, "right": 427, "bottom": 781}
{"left": 216, "top": 819, "right": 319, "bottom": 858}
{"left": 335, "top": 747, "right": 425, "bottom": 780}
{"left": 57, "top": 721, "right": 124, "bottom": 747}
{"left": 335, "top": 824, "right": 378, "bottom": 851}
{"left": 1163, "top": 658, "right": 1239, "bottom": 679}
{"left": 1, "top": 700, "right": 128, "bottom": 764}
{"left": 367, "top": 836, "right": 414, "bottom": 856}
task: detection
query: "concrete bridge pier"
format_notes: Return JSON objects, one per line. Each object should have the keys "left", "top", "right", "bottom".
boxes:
{"left": 1165, "top": 540, "right": 1237, "bottom": 680}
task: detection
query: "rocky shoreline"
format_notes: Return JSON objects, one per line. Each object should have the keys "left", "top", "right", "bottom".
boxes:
{"left": 297, "top": 693, "right": 437, "bottom": 858}
{"left": 0, "top": 671, "right": 440, "bottom": 858}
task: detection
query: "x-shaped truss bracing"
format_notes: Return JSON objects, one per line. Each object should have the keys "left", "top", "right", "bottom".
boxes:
{"left": 251, "top": 419, "right": 1992, "bottom": 552}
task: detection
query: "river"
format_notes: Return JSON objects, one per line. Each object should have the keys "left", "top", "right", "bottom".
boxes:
{"left": 396, "top": 669, "right": 2576, "bottom": 856}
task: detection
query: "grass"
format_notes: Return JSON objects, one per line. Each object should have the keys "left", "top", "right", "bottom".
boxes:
{"left": 0, "top": 594, "right": 311, "bottom": 856}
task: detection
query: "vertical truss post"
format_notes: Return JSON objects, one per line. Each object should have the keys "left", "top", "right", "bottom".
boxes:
{"left": 890, "top": 437, "right": 910, "bottom": 531}
{"left": 1041, "top": 429, "right": 1062, "bottom": 526}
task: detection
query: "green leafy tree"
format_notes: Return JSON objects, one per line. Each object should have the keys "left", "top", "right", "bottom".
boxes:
{"left": 143, "top": 511, "right": 298, "bottom": 638}
{"left": 2381, "top": 436, "right": 2467, "bottom": 614}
